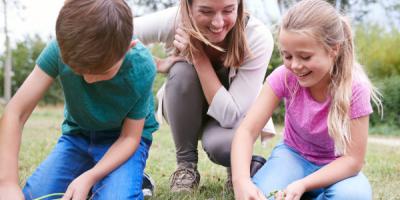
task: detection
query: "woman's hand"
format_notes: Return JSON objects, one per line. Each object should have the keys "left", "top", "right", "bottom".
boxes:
{"left": 234, "top": 179, "right": 267, "bottom": 200}
{"left": 156, "top": 56, "right": 186, "bottom": 73}
{"left": 173, "top": 26, "right": 190, "bottom": 54}
{"left": 61, "top": 171, "right": 97, "bottom": 200}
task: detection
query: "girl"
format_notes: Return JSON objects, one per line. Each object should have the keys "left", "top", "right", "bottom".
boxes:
{"left": 231, "top": 0, "right": 382, "bottom": 199}
{"left": 134, "top": 0, "right": 275, "bottom": 192}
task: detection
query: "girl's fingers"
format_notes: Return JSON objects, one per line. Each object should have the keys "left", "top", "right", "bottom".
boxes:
{"left": 257, "top": 189, "right": 268, "bottom": 200}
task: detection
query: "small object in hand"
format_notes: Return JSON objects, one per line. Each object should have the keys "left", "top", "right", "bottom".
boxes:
{"left": 266, "top": 190, "right": 286, "bottom": 199}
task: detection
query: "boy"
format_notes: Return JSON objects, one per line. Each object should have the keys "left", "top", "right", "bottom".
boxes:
{"left": 0, "top": 0, "right": 158, "bottom": 199}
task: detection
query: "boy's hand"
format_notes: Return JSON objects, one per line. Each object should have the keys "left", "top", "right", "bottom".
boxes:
{"left": 233, "top": 179, "right": 267, "bottom": 200}
{"left": 0, "top": 182, "right": 24, "bottom": 200}
{"left": 62, "top": 172, "right": 97, "bottom": 200}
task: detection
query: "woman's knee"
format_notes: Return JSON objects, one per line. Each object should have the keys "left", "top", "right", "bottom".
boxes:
{"left": 166, "top": 62, "right": 200, "bottom": 96}
{"left": 202, "top": 123, "right": 234, "bottom": 166}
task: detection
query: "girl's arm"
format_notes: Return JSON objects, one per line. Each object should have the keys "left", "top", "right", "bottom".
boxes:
{"left": 231, "top": 82, "right": 280, "bottom": 200}
{"left": 283, "top": 116, "right": 369, "bottom": 199}
{"left": 62, "top": 118, "right": 144, "bottom": 200}
{"left": 0, "top": 66, "right": 54, "bottom": 198}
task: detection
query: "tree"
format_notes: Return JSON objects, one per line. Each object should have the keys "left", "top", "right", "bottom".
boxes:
{"left": 1, "top": 0, "right": 25, "bottom": 103}
{"left": 128, "top": 0, "right": 178, "bottom": 16}
{"left": 277, "top": 0, "right": 377, "bottom": 18}
{"left": 0, "top": 35, "right": 63, "bottom": 104}
{"left": 2, "top": 0, "right": 12, "bottom": 103}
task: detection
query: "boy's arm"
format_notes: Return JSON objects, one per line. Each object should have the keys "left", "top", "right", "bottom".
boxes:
{"left": 0, "top": 66, "right": 54, "bottom": 198}
{"left": 62, "top": 118, "right": 144, "bottom": 199}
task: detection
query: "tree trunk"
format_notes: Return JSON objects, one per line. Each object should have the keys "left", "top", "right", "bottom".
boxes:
{"left": 2, "top": 0, "right": 12, "bottom": 102}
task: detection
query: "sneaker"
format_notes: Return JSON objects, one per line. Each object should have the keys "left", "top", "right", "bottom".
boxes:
{"left": 169, "top": 162, "right": 200, "bottom": 193}
{"left": 142, "top": 172, "right": 155, "bottom": 198}
{"left": 250, "top": 155, "right": 266, "bottom": 177}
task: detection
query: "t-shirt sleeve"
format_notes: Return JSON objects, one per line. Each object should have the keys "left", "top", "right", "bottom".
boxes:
{"left": 350, "top": 82, "right": 373, "bottom": 119}
{"left": 127, "top": 88, "right": 153, "bottom": 120}
{"left": 126, "top": 44, "right": 157, "bottom": 120}
{"left": 36, "top": 40, "right": 61, "bottom": 78}
{"left": 266, "top": 66, "right": 288, "bottom": 99}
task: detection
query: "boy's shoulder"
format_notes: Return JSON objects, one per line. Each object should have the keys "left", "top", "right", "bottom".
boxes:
{"left": 123, "top": 41, "right": 156, "bottom": 90}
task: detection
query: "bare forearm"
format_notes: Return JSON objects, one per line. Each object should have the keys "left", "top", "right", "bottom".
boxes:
{"left": 193, "top": 57, "right": 222, "bottom": 104}
{"left": 85, "top": 136, "right": 140, "bottom": 182}
{"left": 0, "top": 114, "right": 23, "bottom": 183}
{"left": 301, "top": 156, "right": 363, "bottom": 191}
{"left": 231, "top": 127, "right": 257, "bottom": 183}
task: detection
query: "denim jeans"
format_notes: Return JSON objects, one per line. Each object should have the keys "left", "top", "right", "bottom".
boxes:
{"left": 252, "top": 143, "right": 372, "bottom": 200}
{"left": 23, "top": 131, "right": 151, "bottom": 200}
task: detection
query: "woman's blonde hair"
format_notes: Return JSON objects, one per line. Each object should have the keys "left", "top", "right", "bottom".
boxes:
{"left": 280, "top": 0, "right": 382, "bottom": 155}
{"left": 178, "top": 0, "right": 250, "bottom": 68}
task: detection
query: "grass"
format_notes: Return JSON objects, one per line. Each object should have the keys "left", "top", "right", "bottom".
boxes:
{"left": 15, "top": 106, "right": 400, "bottom": 199}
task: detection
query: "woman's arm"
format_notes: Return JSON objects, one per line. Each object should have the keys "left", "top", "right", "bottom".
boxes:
{"left": 134, "top": 7, "right": 178, "bottom": 47}
{"left": 206, "top": 21, "right": 274, "bottom": 127}
{"left": 191, "top": 50, "right": 223, "bottom": 104}
{"left": 61, "top": 118, "right": 144, "bottom": 199}
{"left": 231, "top": 82, "right": 280, "bottom": 200}
{"left": 0, "top": 66, "right": 54, "bottom": 198}
{"left": 282, "top": 116, "right": 369, "bottom": 200}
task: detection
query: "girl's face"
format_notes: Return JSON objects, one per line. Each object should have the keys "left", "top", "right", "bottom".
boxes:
{"left": 191, "top": 0, "right": 238, "bottom": 45}
{"left": 279, "top": 30, "right": 338, "bottom": 92}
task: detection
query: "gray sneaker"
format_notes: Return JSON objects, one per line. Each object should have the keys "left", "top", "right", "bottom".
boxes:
{"left": 170, "top": 162, "right": 200, "bottom": 193}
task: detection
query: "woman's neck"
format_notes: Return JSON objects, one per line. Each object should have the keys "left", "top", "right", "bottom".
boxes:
{"left": 204, "top": 44, "right": 226, "bottom": 63}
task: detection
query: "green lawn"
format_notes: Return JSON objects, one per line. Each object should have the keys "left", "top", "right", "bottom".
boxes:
{"left": 16, "top": 106, "right": 400, "bottom": 199}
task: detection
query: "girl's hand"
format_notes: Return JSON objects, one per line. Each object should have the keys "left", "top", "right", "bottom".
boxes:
{"left": 233, "top": 179, "right": 267, "bottom": 200}
{"left": 279, "top": 180, "right": 306, "bottom": 200}
{"left": 61, "top": 172, "right": 97, "bottom": 200}
{"left": 156, "top": 56, "right": 186, "bottom": 73}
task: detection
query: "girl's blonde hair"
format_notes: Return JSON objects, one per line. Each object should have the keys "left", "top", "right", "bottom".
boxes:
{"left": 178, "top": 0, "right": 250, "bottom": 68}
{"left": 280, "top": 0, "right": 382, "bottom": 155}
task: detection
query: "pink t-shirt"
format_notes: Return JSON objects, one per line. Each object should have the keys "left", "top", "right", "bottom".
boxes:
{"left": 267, "top": 66, "right": 373, "bottom": 165}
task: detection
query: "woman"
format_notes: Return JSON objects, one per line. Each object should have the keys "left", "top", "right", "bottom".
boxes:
{"left": 134, "top": 0, "right": 275, "bottom": 192}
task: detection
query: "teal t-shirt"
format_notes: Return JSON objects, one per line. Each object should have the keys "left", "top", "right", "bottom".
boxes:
{"left": 36, "top": 40, "right": 159, "bottom": 140}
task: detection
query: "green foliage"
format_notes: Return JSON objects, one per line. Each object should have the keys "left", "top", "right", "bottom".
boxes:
{"left": 355, "top": 24, "right": 400, "bottom": 77}
{"left": 0, "top": 35, "right": 64, "bottom": 104}
{"left": 370, "top": 75, "right": 400, "bottom": 132}
{"left": 15, "top": 107, "right": 400, "bottom": 199}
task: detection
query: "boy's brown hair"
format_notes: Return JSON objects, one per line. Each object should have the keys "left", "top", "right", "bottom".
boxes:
{"left": 56, "top": 0, "right": 133, "bottom": 74}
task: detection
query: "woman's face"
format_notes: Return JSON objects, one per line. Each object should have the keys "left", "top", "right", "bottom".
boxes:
{"left": 191, "top": 0, "right": 238, "bottom": 45}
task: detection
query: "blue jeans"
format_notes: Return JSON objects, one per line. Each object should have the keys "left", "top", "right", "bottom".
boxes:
{"left": 252, "top": 143, "right": 372, "bottom": 200}
{"left": 23, "top": 132, "right": 151, "bottom": 200}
